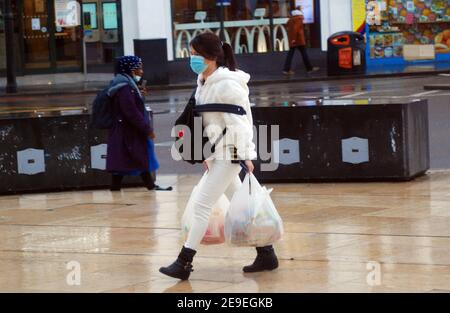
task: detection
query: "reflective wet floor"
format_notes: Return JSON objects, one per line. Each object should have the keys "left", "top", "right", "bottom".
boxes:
{"left": 0, "top": 172, "right": 450, "bottom": 292}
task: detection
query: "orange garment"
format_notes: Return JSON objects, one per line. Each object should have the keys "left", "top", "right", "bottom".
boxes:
{"left": 287, "top": 15, "right": 306, "bottom": 47}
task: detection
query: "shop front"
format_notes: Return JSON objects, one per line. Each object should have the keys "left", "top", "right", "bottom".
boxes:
{"left": 363, "top": 0, "right": 450, "bottom": 66}
{"left": 0, "top": 0, "right": 123, "bottom": 76}
{"left": 171, "top": 0, "right": 322, "bottom": 59}
{"left": 81, "top": 0, "right": 123, "bottom": 72}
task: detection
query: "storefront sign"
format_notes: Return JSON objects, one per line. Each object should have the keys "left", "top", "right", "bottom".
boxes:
{"left": 352, "top": 0, "right": 366, "bottom": 33}
{"left": 295, "top": 0, "right": 315, "bottom": 24}
{"left": 55, "top": 0, "right": 81, "bottom": 27}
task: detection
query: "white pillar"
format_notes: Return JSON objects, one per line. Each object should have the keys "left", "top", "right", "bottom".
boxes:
{"left": 121, "top": 0, "right": 174, "bottom": 60}
{"left": 121, "top": 0, "right": 139, "bottom": 55}
{"left": 320, "top": 0, "right": 353, "bottom": 51}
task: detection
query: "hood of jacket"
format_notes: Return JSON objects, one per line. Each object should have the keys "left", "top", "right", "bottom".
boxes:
{"left": 198, "top": 66, "right": 251, "bottom": 89}
{"left": 107, "top": 73, "right": 142, "bottom": 98}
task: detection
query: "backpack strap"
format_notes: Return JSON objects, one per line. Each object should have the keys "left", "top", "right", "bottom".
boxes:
{"left": 194, "top": 103, "right": 247, "bottom": 116}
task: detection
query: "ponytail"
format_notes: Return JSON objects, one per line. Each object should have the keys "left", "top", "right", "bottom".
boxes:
{"left": 222, "top": 42, "right": 237, "bottom": 71}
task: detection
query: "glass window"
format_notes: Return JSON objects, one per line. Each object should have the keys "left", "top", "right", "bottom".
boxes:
{"left": 172, "top": 0, "right": 221, "bottom": 59}
{"left": 22, "top": 0, "right": 51, "bottom": 70}
{"left": 171, "top": 0, "right": 321, "bottom": 58}
{"left": 82, "top": 0, "right": 123, "bottom": 71}
{"left": 221, "top": 0, "right": 273, "bottom": 54}
{"left": 82, "top": 3, "right": 98, "bottom": 29}
{"left": 54, "top": 0, "right": 83, "bottom": 70}
{"left": 272, "top": 0, "right": 293, "bottom": 51}
{"left": 172, "top": 0, "right": 282, "bottom": 57}
{"left": 102, "top": 2, "right": 118, "bottom": 30}
{"left": 273, "top": 0, "right": 318, "bottom": 49}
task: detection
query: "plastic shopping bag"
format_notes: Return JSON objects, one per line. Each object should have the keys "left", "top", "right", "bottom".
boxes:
{"left": 200, "top": 195, "right": 229, "bottom": 245}
{"left": 181, "top": 172, "right": 230, "bottom": 245}
{"left": 225, "top": 174, "right": 283, "bottom": 247}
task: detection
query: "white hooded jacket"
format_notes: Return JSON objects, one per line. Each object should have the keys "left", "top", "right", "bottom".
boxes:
{"left": 195, "top": 67, "right": 257, "bottom": 161}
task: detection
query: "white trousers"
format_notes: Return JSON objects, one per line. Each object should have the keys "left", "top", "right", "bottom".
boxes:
{"left": 185, "top": 160, "right": 242, "bottom": 250}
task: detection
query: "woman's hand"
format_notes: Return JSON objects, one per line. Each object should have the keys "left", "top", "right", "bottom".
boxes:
{"left": 244, "top": 160, "right": 254, "bottom": 174}
{"left": 148, "top": 131, "right": 156, "bottom": 140}
{"left": 203, "top": 160, "right": 209, "bottom": 172}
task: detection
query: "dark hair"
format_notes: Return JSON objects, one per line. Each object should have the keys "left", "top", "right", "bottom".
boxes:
{"left": 190, "top": 32, "right": 237, "bottom": 71}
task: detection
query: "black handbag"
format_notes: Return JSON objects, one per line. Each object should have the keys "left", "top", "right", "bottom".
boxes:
{"left": 174, "top": 90, "right": 247, "bottom": 164}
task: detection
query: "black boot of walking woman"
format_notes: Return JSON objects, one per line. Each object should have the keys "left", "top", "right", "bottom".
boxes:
{"left": 159, "top": 246, "right": 197, "bottom": 280}
{"left": 243, "top": 245, "right": 279, "bottom": 273}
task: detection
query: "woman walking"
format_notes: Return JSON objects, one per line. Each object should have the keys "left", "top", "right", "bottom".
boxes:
{"left": 105, "top": 56, "right": 157, "bottom": 191}
{"left": 159, "top": 33, "right": 279, "bottom": 280}
{"left": 283, "top": 6, "right": 319, "bottom": 75}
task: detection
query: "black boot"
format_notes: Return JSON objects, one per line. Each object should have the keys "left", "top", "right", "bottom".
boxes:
{"left": 110, "top": 175, "right": 123, "bottom": 191}
{"left": 243, "top": 246, "right": 279, "bottom": 273}
{"left": 140, "top": 171, "right": 156, "bottom": 190}
{"left": 159, "top": 246, "right": 197, "bottom": 280}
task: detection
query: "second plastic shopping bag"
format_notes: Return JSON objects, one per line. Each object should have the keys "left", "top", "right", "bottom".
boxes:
{"left": 181, "top": 172, "right": 230, "bottom": 245}
{"left": 225, "top": 174, "right": 283, "bottom": 247}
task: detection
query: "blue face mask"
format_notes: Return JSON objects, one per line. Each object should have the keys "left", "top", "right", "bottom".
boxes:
{"left": 190, "top": 55, "right": 207, "bottom": 75}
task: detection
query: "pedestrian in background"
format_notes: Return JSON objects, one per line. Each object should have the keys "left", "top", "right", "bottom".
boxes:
{"left": 283, "top": 6, "right": 319, "bottom": 75}
{"left": 106, "top": 56, "right": 161, "bottom": 192}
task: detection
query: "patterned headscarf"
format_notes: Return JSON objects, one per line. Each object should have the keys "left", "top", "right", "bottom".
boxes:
{"left": 115, "top": 56, "right": 143, "bottom": 76}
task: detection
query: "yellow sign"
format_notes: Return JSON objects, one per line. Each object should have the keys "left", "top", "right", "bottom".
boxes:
{"left": 355, "top": 99, "right": 370, "bottom": 105}
{"left": 352, "top": 0, "right": 366, "bottom": 33}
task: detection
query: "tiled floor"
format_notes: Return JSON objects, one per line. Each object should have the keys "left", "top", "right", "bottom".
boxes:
{"left": 1, "top": 172, "right": 450, "bottom": 292}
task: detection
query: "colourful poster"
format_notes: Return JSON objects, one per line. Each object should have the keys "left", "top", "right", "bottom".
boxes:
{"left": 55, "top": 0, "right": 80, "bottom": 27}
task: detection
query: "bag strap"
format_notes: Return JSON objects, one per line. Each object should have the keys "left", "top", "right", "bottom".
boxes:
{"left": 189, "top": 88, "right": 247, "bottom": 116}
{"left": 188, "top": 89, "right": 248, "bottom": 154}
{"left": 194, "top": 103, "right": 247, "bottom": 116}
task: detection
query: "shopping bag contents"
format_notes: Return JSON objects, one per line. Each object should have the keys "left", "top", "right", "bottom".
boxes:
{"left": 225, "top": 174, "right": 283, "bottom": 247}
{"left": 181, "top": 172, "right": 229, "bottom": 245}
